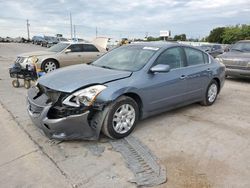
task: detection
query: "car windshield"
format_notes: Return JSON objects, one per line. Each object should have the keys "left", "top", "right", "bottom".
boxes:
{"left": 231, "top": 42, "right": 250, "bottom": 52}
{"left": 47, "top": 43, "right": 69, "bottom": 52}
{"left": 92, "top": 45, "right": 158, "bottom": 71}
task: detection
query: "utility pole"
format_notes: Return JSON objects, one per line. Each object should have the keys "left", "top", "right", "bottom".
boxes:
{"left": 70, "top": 12, "right": 73, "bottom": 39}
{"left": 96, "top": 27, "right": 98, "bottom": 38}
{"left": 26, "top": 19, "right": 30, "bottom": 40}
{"left": 73, "top": 25, "right": 76, "bottom": 38}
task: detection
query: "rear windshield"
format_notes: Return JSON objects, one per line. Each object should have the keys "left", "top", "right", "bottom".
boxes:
{"left": 231, "top": 42, "right": 250, "bottom": 52}
{"left": 47, "top": 43, "right": 69, "bottom": 52}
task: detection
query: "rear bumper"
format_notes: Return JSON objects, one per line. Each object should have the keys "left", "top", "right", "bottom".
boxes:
{"left": 226, "top": 68, "right": 250, "bottom": 77}
{"left": 27, "top": 87, "right": 102, "bottom": 140}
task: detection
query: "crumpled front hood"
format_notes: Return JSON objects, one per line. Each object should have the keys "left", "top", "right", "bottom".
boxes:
{"left": 219, "top": 51, "right": 250, "bottom": 60}
{"left": 38, "top": 64, "right": 132, "bottom": 93}
{"left": 18, "top": 50, "right": 56, "bottom": 57}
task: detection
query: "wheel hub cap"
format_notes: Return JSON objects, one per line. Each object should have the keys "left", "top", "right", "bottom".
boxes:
{"left": 45, "top": 62, "right": 56, "bottom": 72}
{"left": 208, "top": 83, "right": 218, "bottom": 103}
{"left": 112, "top": 104, "right": 135, "bottom": 134}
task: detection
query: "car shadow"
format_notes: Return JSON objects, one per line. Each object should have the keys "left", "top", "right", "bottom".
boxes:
{"left": 134, "top": 103, "right": 200, "bottom": 132}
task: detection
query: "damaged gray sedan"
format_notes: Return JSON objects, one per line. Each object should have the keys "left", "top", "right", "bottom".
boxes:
{"left": 27, "top": 42, "right": 225, "bottom": 140}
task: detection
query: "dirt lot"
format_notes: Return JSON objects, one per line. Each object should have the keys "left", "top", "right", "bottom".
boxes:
{"left": 0, "top": 43, "right": 250, "bottom": 188}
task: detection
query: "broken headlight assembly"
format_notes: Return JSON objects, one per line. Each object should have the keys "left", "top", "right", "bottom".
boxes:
{"left": 62, "top": 85, "right": 107, "bottom": 107}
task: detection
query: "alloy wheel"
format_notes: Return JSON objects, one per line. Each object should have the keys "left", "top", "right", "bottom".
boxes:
{"left": 44, "top": 61, "right": 57, "bottom": 72}
{"left": 207, "top": 83, "right": 218, "bottom": 103}
{"left": 112, "top": 104, "right": 136, "bottom": 134}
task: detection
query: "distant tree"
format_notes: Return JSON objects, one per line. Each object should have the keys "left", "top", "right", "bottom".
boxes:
{"left": 222, "top": 25, "right": 250, "bottom": 44}
{"left": 200, "top": 37, "right": 208, "bottom": 42}
{"left": 206, "top": 24, "right": 250, "bottom": 44}
{"left": 146, "top": 36, "right": 161, "bottom": 41}
{"left": 173, "top": 34, "right": 186, "bottom": 41}
{"left": 207, "top": 27, "right": 225, "bottom": 43}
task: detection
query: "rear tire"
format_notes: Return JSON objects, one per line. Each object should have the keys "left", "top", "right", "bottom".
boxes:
{"left": 102, "top": 96, "right": 139, "bottom": 139}
{"left": 201, "top": 80, "right": 219, "bottom": 106}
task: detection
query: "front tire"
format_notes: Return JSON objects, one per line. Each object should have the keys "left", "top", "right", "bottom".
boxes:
{"left": 201, "top": 80, "right": 219, "bottom": 106}
{"left": 24, "top": 80, "right": 31, "bottom": 89}
{"left": 102, "top": 96, "right": 139, "bottom": 139}
{"left": 41, "top": 60, "right": 59, "bottom": 73}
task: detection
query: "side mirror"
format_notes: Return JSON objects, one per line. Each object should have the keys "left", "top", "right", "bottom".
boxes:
{"left": 65, "top": 49, "right": 71, "bottom": 53}
{"left": 150, "top": 64, "right": 170, "bottom": 73}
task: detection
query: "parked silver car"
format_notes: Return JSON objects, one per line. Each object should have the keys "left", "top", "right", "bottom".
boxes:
{"left": 15, "top": 42, "right": 107, "bottom": 72}
{"left": 27, "top": 42, "right": 225, "bottom": 140}
{"left": 217, "top": 40, "right": 250, "bottom": 77}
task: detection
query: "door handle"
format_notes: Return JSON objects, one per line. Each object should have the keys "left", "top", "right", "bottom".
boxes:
{"left": 180, "top": 75, "right": 186, "bottom": 80}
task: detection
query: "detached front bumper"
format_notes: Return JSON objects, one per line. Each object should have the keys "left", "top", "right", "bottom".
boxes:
{"left": 27, "top": 87, "right": 102, "bottom": 140}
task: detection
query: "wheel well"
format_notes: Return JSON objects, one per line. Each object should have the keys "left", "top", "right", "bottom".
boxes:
{"left": 123, "top": 93, "right": 143, "bottom": 119}
{"left": 213, "top": 77, "right": 221, "bottom": 93}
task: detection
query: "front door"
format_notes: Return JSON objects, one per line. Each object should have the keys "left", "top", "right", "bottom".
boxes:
{"left": 141, "top": 47, "right": 188, "bottom": 112}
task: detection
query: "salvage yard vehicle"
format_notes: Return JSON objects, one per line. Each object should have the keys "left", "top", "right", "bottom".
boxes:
{"left": 27, "top": 42, "right": 225, "bottom": 140}
{"left": 217, "top": 40, "right": 250, "bottom": 77}
{"left": 199, "top": 44, "right": 224, "bottom": 58}
{"left": 15, "top": 41, "right": 107, "bottom": 73}
{"left": 41, "top": 36, "right": 58, "bottom": 47}
{"left": 57, "top": 37, "right": 68, "bottom": 42}
{"left": 32, "top": 36, "right": 45, "bottom": 45}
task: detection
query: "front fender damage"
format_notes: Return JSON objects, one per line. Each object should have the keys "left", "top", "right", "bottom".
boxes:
{"left": 27, "top": 86, "right": 111, "bottom": 140}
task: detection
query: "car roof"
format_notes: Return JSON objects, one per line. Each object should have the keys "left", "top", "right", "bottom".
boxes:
{"left": 59, "top": 41, "right": 96, "bottom": 45}
{"left": 129, "top": 41, "right": 180, "bottom": 48}
{"left": 129, "top": 41, "right": 204, "bottom": 50}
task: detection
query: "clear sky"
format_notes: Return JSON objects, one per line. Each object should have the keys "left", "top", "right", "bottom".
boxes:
{"left": 0, "top": 0, "right": 249, "bottom": 40}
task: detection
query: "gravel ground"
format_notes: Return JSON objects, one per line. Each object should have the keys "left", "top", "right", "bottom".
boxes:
{"left": 0, "top": 43, "right": 250, "bottom": 188}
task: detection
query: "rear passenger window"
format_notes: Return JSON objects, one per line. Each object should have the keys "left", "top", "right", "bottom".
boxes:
{"left": 83, "top": 44, "right": 99, "bottom": 52}
{"left": 68, "top": 44, "right": 83, "bottom": 52}
{"left": 185, "top": 47, "right": 206, "bottom": 66}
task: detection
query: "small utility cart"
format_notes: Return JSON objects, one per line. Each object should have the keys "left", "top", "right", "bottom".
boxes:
{"left": 9, "top": 62, "right": 45, "bottom": 89}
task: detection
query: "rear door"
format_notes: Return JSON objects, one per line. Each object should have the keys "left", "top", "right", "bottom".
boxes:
{"left": 58, "top": 44, "right": 84, "bottom": 66}
{"left": 82, "top": 44, "right": 102, "bottom": 64}
{"left": 183, "top": 47, "right": 211, "bottom": 102}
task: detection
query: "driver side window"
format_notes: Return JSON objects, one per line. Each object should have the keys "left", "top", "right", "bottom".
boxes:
{"left": 155, "top": 47, "right": 185, "bottom": 70}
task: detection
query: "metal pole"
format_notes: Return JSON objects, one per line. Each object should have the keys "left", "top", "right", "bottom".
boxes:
{"left": 70, "top": 13, "right": 73, "bottom": 39}
{"left": 96, "top": 27, "right": 98, "bottom": 38}
{"left": 26, "top": 19, "right": 30, "bottom": 40}
{"left": 73, "top": 25, "right": 76, "bottom": 38}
